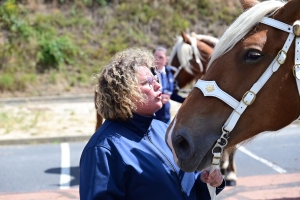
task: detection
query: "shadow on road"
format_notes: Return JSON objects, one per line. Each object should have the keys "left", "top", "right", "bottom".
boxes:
{"left": 45, "top": 166, "right": 79, "bottom": 186}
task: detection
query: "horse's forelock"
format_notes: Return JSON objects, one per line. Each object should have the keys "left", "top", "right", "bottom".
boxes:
{"left": 207, "top": 0, "right": 285, "bottom": 68}
{"left": 193, "top": 34, "right": 219, "bottom": 46}
{"left": 177, "top": 38, "right": 195, "bottom": 74}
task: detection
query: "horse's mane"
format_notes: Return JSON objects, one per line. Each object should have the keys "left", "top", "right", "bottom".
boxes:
{"left": 207, "top": 0, "right": 285, "bottom": 68}
{"left": 169, "top": 35, "right": 202, "bottom": 74}
{"left": 191, "top": 33, "right": 219, "bottom": 47}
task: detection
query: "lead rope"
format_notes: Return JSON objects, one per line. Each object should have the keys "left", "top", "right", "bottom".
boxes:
{"left": 206, "top": 127, "right": 229, "bottom": 200}
{"left": 201, "top": 18, "right": 300, "bottom": 200}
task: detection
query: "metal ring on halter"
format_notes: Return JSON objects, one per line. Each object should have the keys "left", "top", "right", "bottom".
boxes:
{"left": 218, "top": 136, "right": 228, "bottom": 147}
{"left": 276, "top": 49, "right": 287, "bottom": 64}
{"left": 293, "top": 23, "right": 300, "bottom": 37}
{"left": 242, "top": 90, "right": 256, "bottom": 106}
{"left": 221, "top": 126, "right": 230, "bottom": 137}
{"left": 293, "top": 64, "right": 300, "bottom": 79}
{"left": 212, "top": 128, "right": 229, "bottom": 154}
{"left": 212, "top": 142, "right": 226, "bottom": 154}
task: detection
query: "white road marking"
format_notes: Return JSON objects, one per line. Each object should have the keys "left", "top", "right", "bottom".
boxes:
{"left": 60, "top": 143, "right": 71, "bottom": 189}
{"left": 238, "top": 146, "right": 287, "bottom": 174}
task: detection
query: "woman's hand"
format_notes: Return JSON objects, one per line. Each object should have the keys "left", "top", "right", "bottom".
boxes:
{"left": 161, "top": 94, "right": 171, "bottom": 104}
{"left": 200, "top": 168, "right": 223, "bottom": 187}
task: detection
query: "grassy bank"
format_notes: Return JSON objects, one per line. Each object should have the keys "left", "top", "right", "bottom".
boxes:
{"left": 0, "top": 0, "right": 241, "bottom": 97}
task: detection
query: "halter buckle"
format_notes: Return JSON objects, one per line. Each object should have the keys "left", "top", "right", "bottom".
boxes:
{"left": 293, "top": 24, "right": 300, "bottom": 37}
{"left": 276, "top": 50, "right": 287, "bottom": 65}
{"left": 242, "top": 90, "right": 256, "bottom": 106}
{"left": 293, "top": 64, "right": 300, "bottom": 80}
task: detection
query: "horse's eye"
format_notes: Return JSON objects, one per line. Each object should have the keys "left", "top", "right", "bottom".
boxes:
{"left": 244, "top": 50, "right": 263, "bottom": 63}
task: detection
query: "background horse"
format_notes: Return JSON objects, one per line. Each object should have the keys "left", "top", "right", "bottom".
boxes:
{"left": 168, "top": 31, "right": 217, "bottom": 89}
{"left": 166, "top": 0, "right": 300, "bottom": 179}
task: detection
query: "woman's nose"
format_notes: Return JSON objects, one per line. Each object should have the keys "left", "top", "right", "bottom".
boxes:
{"left": 153, "top": 80, "right": 161, "bottom": 91}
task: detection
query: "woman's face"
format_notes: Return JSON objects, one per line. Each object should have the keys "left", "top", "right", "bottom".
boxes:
{"left": 135, "top": 66, "right": 162, "bottom": 116}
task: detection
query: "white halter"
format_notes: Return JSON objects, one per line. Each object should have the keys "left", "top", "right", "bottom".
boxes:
{"left": 194, "top": 17, "right": 300, "bottom": 199}
{"left": 168, "top": 35, "right": 204, "bottom": 79}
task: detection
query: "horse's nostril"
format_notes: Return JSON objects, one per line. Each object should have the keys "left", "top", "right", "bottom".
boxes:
{"left": 176, "top": 135, "right": 193, "bottom": 159}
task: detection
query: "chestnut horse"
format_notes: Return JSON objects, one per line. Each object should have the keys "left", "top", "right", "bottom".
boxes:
{"left": 166, "top": 0, "right": 300, "bottom": 182}
{"left": 169, "top": 31, "right": 240, "bottom": 186}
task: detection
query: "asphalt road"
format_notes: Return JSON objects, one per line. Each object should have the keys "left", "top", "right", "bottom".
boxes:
{"left": 0, "top": 142, "right": 84, "bottom": 193}
{"left": 0, "top": 124, "right": 299, "bottom": 199}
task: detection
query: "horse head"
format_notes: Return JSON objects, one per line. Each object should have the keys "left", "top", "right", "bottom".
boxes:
{"left": 166, "top": 0, "right": 300, "bottom": 172}
{"left": 168, "top": 31, "right": 216, "bottom": 89}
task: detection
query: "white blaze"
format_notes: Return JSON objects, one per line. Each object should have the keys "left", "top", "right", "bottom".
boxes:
{"left": 167, "top": 116, "right": 179, "bottom": 165}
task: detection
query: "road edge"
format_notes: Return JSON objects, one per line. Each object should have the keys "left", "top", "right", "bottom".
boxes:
{"left": 0, "top": 135, "right": 91, "bottom": 145}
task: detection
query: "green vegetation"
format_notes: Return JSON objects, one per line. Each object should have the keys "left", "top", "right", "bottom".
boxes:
{"left": 0, "top": 0, "right": 241, "bottom": 96}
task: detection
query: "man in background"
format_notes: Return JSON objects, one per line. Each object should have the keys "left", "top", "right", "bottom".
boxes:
{"left": 153, "top": 46, "right": 185, "bottom": 124}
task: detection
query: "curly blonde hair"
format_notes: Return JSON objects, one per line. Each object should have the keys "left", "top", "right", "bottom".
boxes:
{"left": 95, "top": 47, "right": 156, "bottom": 121}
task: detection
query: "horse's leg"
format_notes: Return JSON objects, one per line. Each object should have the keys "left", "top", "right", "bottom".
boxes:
{"left": 221, "top": 146, "right": 237, "bottom": 186}
{"left": 220, "top": 149, "right": 229, "bottom": 175}
{"left": 226, "top": 146, "right": 238, "bottom": 186}
{"left": 94, "top": 91, "right": 103, "bottom": 131}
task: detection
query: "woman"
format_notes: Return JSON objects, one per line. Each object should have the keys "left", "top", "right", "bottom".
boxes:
{"left": 80, "top": 47, "right": 225, "bottom": 200}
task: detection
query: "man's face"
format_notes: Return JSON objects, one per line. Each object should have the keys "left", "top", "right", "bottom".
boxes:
{"left": 154, "top": 50, "right": 168, "bottom": 70}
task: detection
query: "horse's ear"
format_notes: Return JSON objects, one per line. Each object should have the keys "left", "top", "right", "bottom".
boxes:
{"left": 240, "top": 0, "right": 259, "bottom": 11}
{"left": 181, "top": 31, "right": 191, "bottom": 45}
{"left": 274, "top": 0, "right": 300, "bottom": 25}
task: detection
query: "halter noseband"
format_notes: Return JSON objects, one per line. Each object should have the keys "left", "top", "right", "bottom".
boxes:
{"left": 194, "top": 17, "right": 300, "bottom": 180}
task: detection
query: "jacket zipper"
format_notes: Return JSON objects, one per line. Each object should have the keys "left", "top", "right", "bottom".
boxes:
{"left": 145, "top": 131, "right": 185, "bottom": 197}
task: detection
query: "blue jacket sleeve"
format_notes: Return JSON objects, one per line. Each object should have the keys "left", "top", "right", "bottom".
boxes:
{"left": 194, "top": 171, "right": 226, "bottom": 199}
{"left": 80, "top": 146, "right": 125, "bottom": 200}
{"left": 170, "top": 90, "right": 185, "bottom": 103}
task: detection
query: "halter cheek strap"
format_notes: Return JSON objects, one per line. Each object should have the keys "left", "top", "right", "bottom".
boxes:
{"left": 294, "top": 36, "right": 300, "bottom": 122}
{"left": 294, "top": 37, "right": 300, "bottom": 95}
{"left": 194, "top": 17, "right": 300, "bottom": 200}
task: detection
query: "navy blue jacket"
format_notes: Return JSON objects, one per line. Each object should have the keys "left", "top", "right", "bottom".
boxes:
{"left": 154, "top": 66, "right": 185, "bottom": 123}
{"left": 80, "top": 113, "right": 224, "bottom": 200}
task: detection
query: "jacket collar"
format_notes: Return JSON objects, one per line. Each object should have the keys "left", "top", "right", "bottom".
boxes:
{"left": 119, "top": 113, "right": 154, "bottom": 135}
